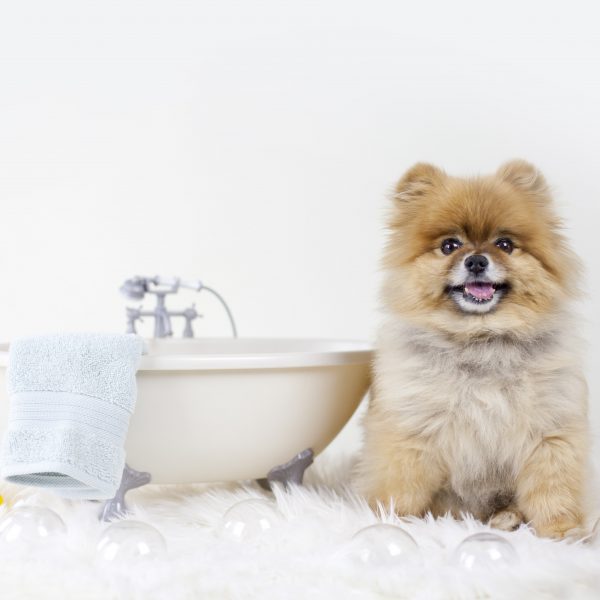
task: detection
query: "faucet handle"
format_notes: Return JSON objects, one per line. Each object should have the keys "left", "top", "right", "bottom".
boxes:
{"left": 182, "top": 304, "right": 200, "bottom": 338}
{"left": 125, "top": 306, "right": 144, "bottom": 334}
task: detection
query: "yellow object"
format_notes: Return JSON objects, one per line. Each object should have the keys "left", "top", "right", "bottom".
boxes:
{"left": 0, "top": 495, "right": 3, "bottom": 505}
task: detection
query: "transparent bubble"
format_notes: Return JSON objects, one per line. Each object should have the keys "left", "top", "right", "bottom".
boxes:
{"left": 97, "top": 520, "right": 167, "bottom": 562}
{"left": 0, "top": 506, "right": 67, "bottom": 548}
{"left": 347, "top": 524, "right": 420, "bottom": 566}
{"left": 220, "top": 499, "right": 281, "bottom": 542}
{"left": 452, "top": 532, "right": 518, "bottom": 570}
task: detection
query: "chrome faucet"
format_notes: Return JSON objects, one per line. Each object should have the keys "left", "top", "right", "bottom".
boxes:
{"left": 120, "top": 276, "right": 237, "bottom": 339}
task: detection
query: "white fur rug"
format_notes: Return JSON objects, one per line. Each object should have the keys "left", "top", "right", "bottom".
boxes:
{"left": 1, "top": 456, "right": 600, "bottom": 600}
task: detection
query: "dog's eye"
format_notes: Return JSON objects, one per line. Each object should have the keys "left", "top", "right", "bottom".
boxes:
{"left": 440, "top": 238, "right": 462, "bottom": 255}
{"left": 495, "top": 238, "right": 514, "bottom": 254}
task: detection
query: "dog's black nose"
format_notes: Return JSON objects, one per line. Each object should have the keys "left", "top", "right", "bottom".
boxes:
{"left": 464, "top": 254, "right": 489, "bottom": 274}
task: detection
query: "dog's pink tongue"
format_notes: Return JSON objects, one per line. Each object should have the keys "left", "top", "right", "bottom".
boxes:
{"left": 465, "top": 282, "right": 494, "bottom": 300}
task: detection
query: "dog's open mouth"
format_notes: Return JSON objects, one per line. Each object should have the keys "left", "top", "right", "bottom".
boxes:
{"left": 450, "top": 281, "right": 509, "bottom": 304}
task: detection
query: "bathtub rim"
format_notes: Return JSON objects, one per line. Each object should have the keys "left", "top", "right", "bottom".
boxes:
{"left": 0, "top": 338, "right": 373, "bottom": 371}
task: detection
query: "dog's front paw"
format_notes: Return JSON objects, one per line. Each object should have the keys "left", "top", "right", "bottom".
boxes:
{"left": 489, "top": 508, "right": 524, "bottom": 531}
{"left": 533, "top": 515, "right": 583, "bottom": 540}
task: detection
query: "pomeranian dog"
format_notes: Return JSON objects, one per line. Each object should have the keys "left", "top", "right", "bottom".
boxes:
{"left": 356, "top": 160, "right": 589, "bottom": 538}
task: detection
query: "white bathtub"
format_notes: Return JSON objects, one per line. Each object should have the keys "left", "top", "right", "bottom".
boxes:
{"left": 0, "top": 338, "right": 372, "bottom": 485}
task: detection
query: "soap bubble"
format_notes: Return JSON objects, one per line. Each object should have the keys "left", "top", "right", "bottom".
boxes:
{"left": 452, "top": 532, "right": 518, "bottom": 570}
{"left": 220, "top": 499, "right": 281, "bottom": 542}
{"left": 0, "top": 506, "right": 67, "bottom": 549}
{"left": 346, "top": 524, "right": 420, "bottom": 566}
{"left": 97, "top": 520, "right": 167, "bottom": 562}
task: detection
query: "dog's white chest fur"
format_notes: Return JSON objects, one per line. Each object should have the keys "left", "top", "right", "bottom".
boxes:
{"left": 439, "top": 375, "right": 531, "bottom": 513}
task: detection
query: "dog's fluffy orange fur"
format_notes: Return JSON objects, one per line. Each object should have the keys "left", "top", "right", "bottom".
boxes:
{"left": 356, "top": 160, "right": 589, "bottom": 538}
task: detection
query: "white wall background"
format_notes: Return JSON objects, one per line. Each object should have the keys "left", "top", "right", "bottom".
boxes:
{"left": 1, "top": 1, "right": 599, "bottom": 454}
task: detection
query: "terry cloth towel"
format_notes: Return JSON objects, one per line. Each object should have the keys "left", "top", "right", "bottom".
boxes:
{"left": 0, "top": 333, "right": 145, "bottom": 499}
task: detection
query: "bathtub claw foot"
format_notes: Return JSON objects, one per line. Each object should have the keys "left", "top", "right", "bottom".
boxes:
{"left": 259, "top": 448, "right": 314, "bottom": 491}
{"left": 100, "top": 463, "right": 152, "bottom": 522}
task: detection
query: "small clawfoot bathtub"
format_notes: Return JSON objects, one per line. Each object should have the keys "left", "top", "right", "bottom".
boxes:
{"left": 0, "top": 338, "right": 372, "bottom": 491}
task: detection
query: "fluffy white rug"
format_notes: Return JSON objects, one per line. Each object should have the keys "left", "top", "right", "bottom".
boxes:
{"left": 1, "top": 455, "right": 600, "bottom": 600}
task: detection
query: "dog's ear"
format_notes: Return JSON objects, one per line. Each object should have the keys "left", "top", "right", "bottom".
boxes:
{"left": 394, "top": 163, "right": 445, "bottom": 203}
{"left": 497, "top": 159, "right": 548, "bottom": 196}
